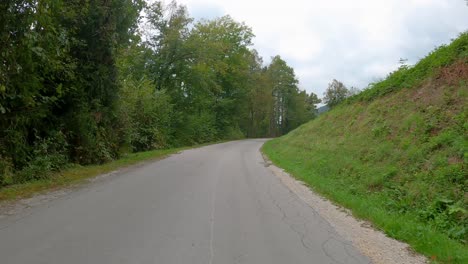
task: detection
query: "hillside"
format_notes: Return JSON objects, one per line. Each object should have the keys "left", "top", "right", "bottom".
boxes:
{"left": 263, "top": 33, "right": 468, "bottom": 263}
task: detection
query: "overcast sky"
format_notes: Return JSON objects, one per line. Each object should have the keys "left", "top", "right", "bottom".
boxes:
{"left": 177, "top": 0, "right": 468, "bottom": 98}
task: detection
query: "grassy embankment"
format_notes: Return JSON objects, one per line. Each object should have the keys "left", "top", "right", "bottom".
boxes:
{"left": 263, "top": 33, "right": 468, "bottom": 263}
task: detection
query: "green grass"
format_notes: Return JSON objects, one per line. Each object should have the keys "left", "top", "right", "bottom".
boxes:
{"left": 0, "top": 141, "right": 221, "bottom": 202}
{"left": 262, "top": 34, "right": 468, "bottom": 263}
{"left": 264, "top": 139, "right": 467, "bottom": 263}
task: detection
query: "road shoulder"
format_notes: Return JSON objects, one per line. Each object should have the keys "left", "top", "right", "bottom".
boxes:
{"left": 261, "top": 153, "right": 428, "bottom": 264}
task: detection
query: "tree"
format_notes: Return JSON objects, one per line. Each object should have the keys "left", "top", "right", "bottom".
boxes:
{"left": 145, "top": 0, "right": 193, "bottom": 94}
{"left": 267, "top": 56, "right": 300, "bottom": 136}
{"left": 307, "top": 92, "right": 322, "bottom": 111}
{"left": 0, "top": 0, "right": 78, "bottom": 168}
{"left": 116, "top": 40, "right": 173, "bottom": 152}
{"left": 347, "top": 86, "right": 361, "bottom": 97}
{"left": 323, "top": 79, "right": 349, "bottom": 107}
{"left": 60, "top": 0, "right": 145, "bottom": 164}
{"left": 0, "top": 0, "right": 317, "bottom": 185}
{"left": 244, "top": 50, "right": 274, "bottom": 137}
{"left": 177, "top": 15, "right": 255, "bottom": 141}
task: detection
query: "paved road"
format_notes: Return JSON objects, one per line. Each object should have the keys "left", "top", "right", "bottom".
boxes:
{"left": 0, "top": 139, "right": 370, "bottom": 264}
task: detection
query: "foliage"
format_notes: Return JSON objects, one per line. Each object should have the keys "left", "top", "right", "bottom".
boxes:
{"left": 0, "top": 0, "right": 317, "bottom": 186}
{"left": 263, "top": 34, "right": 468, "bottom": 263}
{"left": 323, "top": 79, "right": 349, "bottom": 107}
{"left": 15, "top": 131, "right": 69, "bottom": 183}
{"left": 120, "top": 78, "right": 172, "bottom": 152}
{"left": 143, "top": 2, "right": 318, "bottom": 143}
{"left": 267, "top": 56, "right": 316, "bottom": 135}
{"left": 0, "top": 143, "right": 215, "bottom": 202}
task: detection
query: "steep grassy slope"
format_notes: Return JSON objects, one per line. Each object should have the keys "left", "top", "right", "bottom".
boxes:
{"left": 263, "top": 33, "right": 468, "bottom": 263}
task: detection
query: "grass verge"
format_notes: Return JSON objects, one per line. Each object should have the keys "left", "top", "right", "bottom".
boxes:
{"left": 262, "top": 140, "right": 467, "bottom": 264}
{"left": 0, "top": 141, "right": 221, "bottom": 202}
{"left": 261, "top": 60, "right": 467, "bottom": 263}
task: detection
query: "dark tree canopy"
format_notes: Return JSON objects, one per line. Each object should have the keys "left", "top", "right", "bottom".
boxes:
{"left": 0, "top": 0, "right": 319, "bottom": 185}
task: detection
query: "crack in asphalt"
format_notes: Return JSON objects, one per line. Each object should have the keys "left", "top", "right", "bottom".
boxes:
{"left": 0, "top": 141, "right": 373, "bottom": 264}
{"left": 264, "top": 169, "right": 369, "bottom": 264}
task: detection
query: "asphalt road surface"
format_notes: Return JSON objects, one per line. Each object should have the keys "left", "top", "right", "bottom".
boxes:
{"left": 0, "top": 139, "right": 370, "bottom": 264}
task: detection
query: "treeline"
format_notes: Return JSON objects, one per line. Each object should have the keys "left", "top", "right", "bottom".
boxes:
{"left": 0, "top": 0, "right": 318, "bottom": 185}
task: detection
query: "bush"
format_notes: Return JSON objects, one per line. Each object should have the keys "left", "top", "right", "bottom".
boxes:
{"left": 224, "top": 125, "right": 245, "bottom": 140}
{"left": 14, "top": 131, "right": 69, "bottom": 183}
{"left": 185, "top": 112, "right": 218, "bottom": 144}
{"left": 0, "top": 156, "right": 13, "bottom": 186}
{"left": 118, "top": 78, "right": 173, "bottom": 152}
{"left": 66, "top": 104, "right": 118, "bottom": 165}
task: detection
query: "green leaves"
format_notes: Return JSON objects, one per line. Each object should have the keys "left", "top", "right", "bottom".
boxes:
{"left": 0, "top": 0, "right": 144, "bottom": 173}
{"left": 0, "top": 0, "right": 314, "bottom": 186}
{"left": 265, "top": 55, "right": 315, "bottom": 135}
{"left": 323, "top": 79, "right": 349, "bottom": 107}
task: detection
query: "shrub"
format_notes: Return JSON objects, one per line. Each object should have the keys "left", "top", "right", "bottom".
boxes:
{"left": 118, "top": 78, "right": 173, "bottom": 152}
{"left": 185, "top": 112, "right": 218, "bottom": 144}
{"left": 0, "top": 156, "right": 13, "bottom": 186}
{"left": 14, "top": 131, "right": 69, "bottom": 183}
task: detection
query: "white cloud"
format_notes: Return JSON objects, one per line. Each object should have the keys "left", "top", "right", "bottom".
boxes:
{"left": 178, "top": 0, "right": 468, "bottom": 98}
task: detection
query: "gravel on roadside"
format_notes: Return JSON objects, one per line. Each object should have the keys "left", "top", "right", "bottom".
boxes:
{"left": 263, "top": 154, "right": 428, "bottom": 264}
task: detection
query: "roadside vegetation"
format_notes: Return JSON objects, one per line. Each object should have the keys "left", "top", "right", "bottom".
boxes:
{"left": 263, "top": 33, "right": 468, "bottom": 263}
{"left": 0, "top": 146, "right": 183, "bottom": 201}
{"left": 0, "top": 1, "right": 319, "bottom": 190}
{"left": 0, "top": 141, "right": 226, "bottom": 202}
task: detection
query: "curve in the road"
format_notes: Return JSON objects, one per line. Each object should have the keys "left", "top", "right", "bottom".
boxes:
{"left": 0, "top": 139, "right": 370, "bottom": 264}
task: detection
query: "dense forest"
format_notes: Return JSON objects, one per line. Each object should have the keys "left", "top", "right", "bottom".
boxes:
{"left": 0, "top": 0, "right": 319, "bottom": 185}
